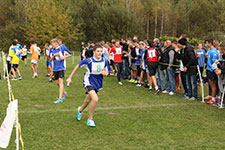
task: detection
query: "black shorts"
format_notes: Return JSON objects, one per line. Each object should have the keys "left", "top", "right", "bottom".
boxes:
{"left": 21, "top": 55, "right": 27, "bottom": 61}
{"left": 147, "top": 62, "right": 158, "bottom": 76}
{"left": 85, "top": 85, "right": 98, "bottom": 94}
{"left": 54, "top": 70, "right": 64, "bottom": 80}
{"left": 206, "top": 70, "right": 217, "bottom": 81}
{"left": 11, "top": 64, "right": 19, "bottom": 68}
{"left": 110, "top": 60, "right": 114, "bottom": 66}
{"left": 137, "top": 65, "right": 141, "bottom": 77}
{"left": 38, "top": 55, "right": 40, "bottom": 60}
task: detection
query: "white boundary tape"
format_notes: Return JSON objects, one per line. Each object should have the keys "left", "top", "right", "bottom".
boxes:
{"left": 18, "top": 103, "right": 193, "bottom": 114}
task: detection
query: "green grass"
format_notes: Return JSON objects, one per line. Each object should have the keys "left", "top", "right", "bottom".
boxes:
{"left": 1, "top": 55, "right": 225, "bottom": 150}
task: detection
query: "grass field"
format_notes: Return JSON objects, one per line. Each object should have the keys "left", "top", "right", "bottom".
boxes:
{"left": 1, "top": 54, "right": 225, "bottom": 150}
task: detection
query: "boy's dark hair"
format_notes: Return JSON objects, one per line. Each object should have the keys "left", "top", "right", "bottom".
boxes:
{"left": 30, "top": 40, "right": 35, "bottom": 44}
{"left": 205, "top": 39, "right": 213, "bottom": 45}
{"left": 12, "top": 39, "right": 18, "bottom": 46}
{"left": 93, "top": 45, "right": 102, "bottom": 51}
{"left": 147, "top": 39, "right": 153, "bottom": 47}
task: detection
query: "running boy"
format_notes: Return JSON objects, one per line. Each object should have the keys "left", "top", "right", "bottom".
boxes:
{"left": 50, "top": 39, "right": 70, "bottom": 104}
{"left": 29, "top": 41, "right": 39, "bottom": 78}
{"left": 9, "top": 40, "right": 22, "bottom": 80}
{"left": 66, "top": 45, "right": 111, "bottom": 127}
{"left": 58, "top": 39, "right": 72, "bottom": 70}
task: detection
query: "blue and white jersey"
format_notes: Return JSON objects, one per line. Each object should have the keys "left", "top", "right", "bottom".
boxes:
{"left": 141, "top": 48, "right": 146, "bottom": 69}
{"left": 50, "top": 47, "right": 65, "bottom": 71}
{"left": 135, "top": 47, "right": 141, "bottom": 65}
{"left": 79, "top": 57, "right": 111, "bottom": 90}
{"left": 60, "top": 44, "right": 72, "bottom": 70}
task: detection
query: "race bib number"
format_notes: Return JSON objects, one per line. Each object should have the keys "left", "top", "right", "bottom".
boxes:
{"left": 115, "top": 48, "right": 122, "bottom": 54}
{"left": 148, "top": 50, "right": 156, "bottom": 58}
{"left": 92, "top": 62, "right": 105, "bottom": 74}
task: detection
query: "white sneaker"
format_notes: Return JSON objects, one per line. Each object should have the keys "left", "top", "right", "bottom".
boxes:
{"left": 136, "top": 84, "right": 142, "bottom": 87}
{"left": 18, "top": 76, "right": 22, "bottom": 80}
{"left": 169, "top": 92, "right": 175, "bottom": 95}
{"left": 189, "top": 97, "right": 196, "bottom": 101}
{"left": 11, "top": 77, "right": 18, "bottom": 81}
{"left": 162, "top": 90, "right": 169, "bottom": 94}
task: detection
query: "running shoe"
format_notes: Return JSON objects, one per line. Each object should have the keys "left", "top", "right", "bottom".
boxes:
{"left": 54, "top": 98, "right": 63, "bottom": 104}
{"left": 49, "top": 79, "right": 53, "bottom": 82}
{"left": 118, "top": 82, "right": 123, "bottom": 85}
{"left": 134, "top": 80, "right": 138, "bottom": 84}
{"left": 136, "top": 84, "right": 142, "bottom": 87}
{"left": 189, "top": 97, "right": 196, "bottom": 101}
{"left": 149, "top": 87, "right": 152, "bottom": 92}
{"left": 18, "top": 76, "right": 22, "bottom": 80}
{"left": 76, "top": 106, "right": 82, "bottom": 121}
{"left": 162, "top": 90, "right": 169, "bottom": 94}
{"left": 155, "top": 89, "right": 160, "bottom": 94}
{"left": 169, "top": 92, "right": 175, "bottom": 96}
{"left": 128, "top": 79, "right": 134, "bottom": 83}
{"left": 206, "top": 99, "right": 216, "bottom": 104}
{"left": 87, "top": 120, "right": 96, "bottom": 127}
{"left": 32, "top": 73, "right": 38, "bottom": 78}
{"left": 11, "top": 77, "right": 17, "bottom": 80}
{"left": 181, "top": 94, "right": 189, "bottom": 99}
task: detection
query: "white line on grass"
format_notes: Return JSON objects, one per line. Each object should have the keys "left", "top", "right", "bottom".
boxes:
{"left": 18, "top": 103, "right": 193, "bottom": 114}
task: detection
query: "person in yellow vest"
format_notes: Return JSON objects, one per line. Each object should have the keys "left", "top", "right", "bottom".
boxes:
{"left": 29, "top": 41, "right": 39, "bottom": 78}
{"left": 9, "top": 40, "right": 22, "bottom": 80}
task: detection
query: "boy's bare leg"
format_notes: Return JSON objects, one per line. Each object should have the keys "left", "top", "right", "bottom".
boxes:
{"left": 79, "top": 94, "right": 91, "bottom": 113}
{"left": 88, "top": 91, "right": 98, "bottom": 120}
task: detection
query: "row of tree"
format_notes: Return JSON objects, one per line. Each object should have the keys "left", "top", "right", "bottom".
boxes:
{"left": 0, "top": 0, "right": 224, "bottom": 50}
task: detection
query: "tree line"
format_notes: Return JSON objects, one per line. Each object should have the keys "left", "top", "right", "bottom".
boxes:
{"left": 0, "top": 0, "right": 224, "bottom": 51}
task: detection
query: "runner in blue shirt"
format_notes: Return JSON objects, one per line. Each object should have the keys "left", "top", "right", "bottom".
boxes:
{"left": 50, "top": 39, "right": 71, "bottom": 104}
{"left": 66, "top": 45, "right": 111, "bottom": 127}
{"left": 58, "top": 39, "right": 72, "bottom": 70}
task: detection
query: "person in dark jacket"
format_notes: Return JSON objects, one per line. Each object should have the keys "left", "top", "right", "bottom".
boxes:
{"left": 178, "top": 38, "right": 198, "bottom": 100}
{"left": 85, "top": 42, "right": 95, "bottom": 58}
{"left": 162, "top": 40, "right": 176, "bottom": 95}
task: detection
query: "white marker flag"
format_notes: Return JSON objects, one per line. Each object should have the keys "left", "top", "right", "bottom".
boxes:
{"left": 0, "top": 100, "right": 18, "bottom": 148}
